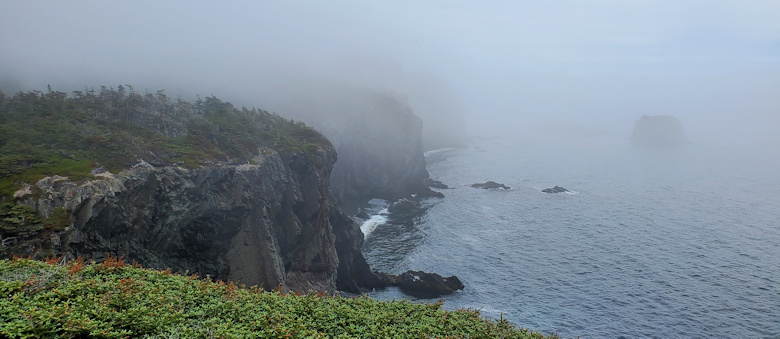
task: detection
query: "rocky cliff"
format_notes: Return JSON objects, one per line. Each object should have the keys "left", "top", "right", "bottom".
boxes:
{"left": 1, "top": 88, "right": 351, "bottom": 293}
{"left": 268, "top": 87, "right": 440, "bottom": 207}
{"left": 1, "top": 86, "right": 452, "bottom": 296}
{"left": 12, "top": 149, "right": 340, "bottom": 292}
{"left": 326, "top": 92, "right": 438, "bottom": 204}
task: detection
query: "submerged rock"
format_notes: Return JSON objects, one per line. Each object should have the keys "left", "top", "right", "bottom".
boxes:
{"left": 542, "top": 186, "right": 569, "bottom": 194}
{"left": 396, "top": 270, "right": 464, "bottom": 299}
{"left": 471, "top": 181, "right": 510, "bottom": 190}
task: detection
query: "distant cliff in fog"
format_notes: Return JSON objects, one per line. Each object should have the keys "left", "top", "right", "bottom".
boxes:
{"left": 631, "top": 115, "right": 689, "bottom": 149}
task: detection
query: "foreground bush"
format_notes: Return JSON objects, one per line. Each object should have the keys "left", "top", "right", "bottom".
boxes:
{"left": 0, "top": 257, "right": 554, "bottom": 338}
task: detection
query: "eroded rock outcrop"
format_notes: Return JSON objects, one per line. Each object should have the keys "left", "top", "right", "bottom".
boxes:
{"left": 14, "top": 149, "right": 340, "bottom": 293}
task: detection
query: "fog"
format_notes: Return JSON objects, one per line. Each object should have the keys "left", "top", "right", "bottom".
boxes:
{"left": 1, "top": 1, "right": 779, "bottom": 150}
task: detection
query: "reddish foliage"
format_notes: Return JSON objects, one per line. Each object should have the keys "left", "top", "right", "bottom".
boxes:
{"left": 44, "top": 255, "right": 65, "bottom": 265}
{"left": 99, "top": 254, "right": 126, "bottom": 270}
{"left": 67, "top": 257, "right": 86, "bottom": 274}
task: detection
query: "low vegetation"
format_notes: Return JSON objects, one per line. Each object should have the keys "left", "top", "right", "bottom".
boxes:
{"left": 0, "top": 86, "right": 330, "bottom": 199}
{"left": 0, "top": 257, "right": 554, "bottom": 338}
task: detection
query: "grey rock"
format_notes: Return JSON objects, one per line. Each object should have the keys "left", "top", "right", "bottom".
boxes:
{"left": 542, "top": 186, "right": 569, "bottom": 194}
{"left": 472, "top": 181, "right": 510, "bottom": 190}
{"left": 396, "top": 270, "right": 464, "bottom": 299}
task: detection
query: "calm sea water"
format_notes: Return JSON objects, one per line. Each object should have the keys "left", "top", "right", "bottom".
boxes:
{"left": 359, "top": 135, "right": 780, "bottom": 338}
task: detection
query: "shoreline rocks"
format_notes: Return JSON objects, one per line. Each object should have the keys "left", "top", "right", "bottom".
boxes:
{"left": 472, "top": 181, "right": 510, "bottom": 190}
{"left": 396, "top": 270, "right": 464, "bottom": 299}
{"left": 365, "top": 270, "right": 464, "bottom": 299}
{"left": 542, "top": 186, "right": 569, "bottom": 194}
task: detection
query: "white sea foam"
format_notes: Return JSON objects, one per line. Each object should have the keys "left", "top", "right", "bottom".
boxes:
{"left": 360, "top": 208, "right": 389, "bottom": 238}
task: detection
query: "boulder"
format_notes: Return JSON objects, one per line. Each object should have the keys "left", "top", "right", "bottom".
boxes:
{"left": 396, "top": 270, "right": 464, "bottom": 299}
{"left": 471, "top": 181, "right": 510, "bottom": 190}
{"left": 542, "top": 186, "right": 569, "bottom": 194}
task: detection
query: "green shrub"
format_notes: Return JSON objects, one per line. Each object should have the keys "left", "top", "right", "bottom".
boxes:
{"left": 0, "top": 257, "right": 555, "bottom": 338}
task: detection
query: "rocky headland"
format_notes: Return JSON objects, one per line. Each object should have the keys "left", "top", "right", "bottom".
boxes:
{"left": 0, "top": 86, "right": 460, "bottom": 297}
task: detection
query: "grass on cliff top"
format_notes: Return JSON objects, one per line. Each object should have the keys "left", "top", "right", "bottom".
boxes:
{"left": 0, "top": 86, "right": 330, "bottom": 199}
{"left": 0, "top": 257, "right": 555, "bottom": 339}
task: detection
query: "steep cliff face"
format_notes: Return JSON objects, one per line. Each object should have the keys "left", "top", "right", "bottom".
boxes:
{"left": 403, "top": 73, "right": 468, "bottom": 151}
{"left": 269, "top": 87, "right": 439, "bottom": 206}
{"left": 330, "top": 206, "right": 380, "bottom": 293}
{"left": 13, "top": 148, "right": 339, "bottom": 292}
{"left": 326, "top": 93, "right": 435, "bottom": 204}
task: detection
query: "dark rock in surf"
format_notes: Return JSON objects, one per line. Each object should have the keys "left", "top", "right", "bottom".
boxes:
{"left": 387, "top": 198, "right": 419, "bottom": 214}
{"left": 425, "top": 178, "right": 449, "bottom": 189}
{"left": 396, "top": 270, "right": 464, "bottom": 299}
{"left": 355, "top": 211, "right": 370, "bottom": 219}
{"left": 542, "top": 186, "right": 569, "bottom": 194}
{"left": 472, "top": 181, "right": 510, "bottom": 190}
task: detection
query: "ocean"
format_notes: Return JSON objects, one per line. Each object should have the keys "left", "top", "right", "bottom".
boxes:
{"left": 356, "top": 135, "right": 780, "bottom": 338}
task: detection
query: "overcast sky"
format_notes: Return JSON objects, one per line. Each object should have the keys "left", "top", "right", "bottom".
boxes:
{"left": 1, "top": 1, "right": 778, "bottom": 146}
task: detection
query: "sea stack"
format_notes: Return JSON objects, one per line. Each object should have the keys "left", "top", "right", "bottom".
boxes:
{"left": 631, "top": 115, "right": 688, "bottom": 149}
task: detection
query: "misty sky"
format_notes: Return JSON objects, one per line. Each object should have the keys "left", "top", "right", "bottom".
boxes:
{"left": 1, "top": 1, "right": 778, "bottom": 147}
